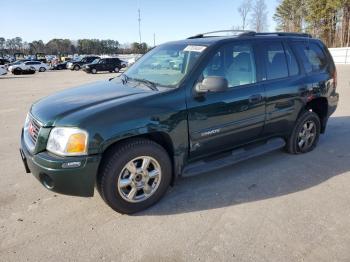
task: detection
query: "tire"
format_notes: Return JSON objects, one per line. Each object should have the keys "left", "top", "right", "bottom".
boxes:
{"left": 98, "top": 139, "right": 172, "bottom": 214}
{"left": 13, "top": 68, "right": 22, "bottom": 75}
{"left": 91, "top": 68, "right": 97, "bottom": 74}
{"left": 114, "top": 67, "right": 120, "bottom": 73}
{"left": 39, "top": 67, "right": 46, "bottom": 72}
{"left": 73, "top": 65, "right": 80, "bottom": 71}
{"left": 122, "top": 64, "right": 126, "bottom": 68}
{"left": 58, "top": 65, "right": 63, "bottom": 70}
{"left": 285, "top": 110, "right": 321, "bottom": 154}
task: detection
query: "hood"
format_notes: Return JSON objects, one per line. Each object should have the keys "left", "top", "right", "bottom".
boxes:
{"left": 31, "top": 80, "right": 152, "bottom": 126}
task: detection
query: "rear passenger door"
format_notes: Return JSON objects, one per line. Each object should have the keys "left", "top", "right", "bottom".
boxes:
{"left": 258, "top": 40, "right": 305, "bottom": 137}
{"left": 98, "top": 59, "right": 107, "bottom": 71}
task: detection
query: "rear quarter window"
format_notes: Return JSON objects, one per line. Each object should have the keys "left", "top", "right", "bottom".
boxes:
{"left": 293, "top": 42, "right": 327, "bottom": 74}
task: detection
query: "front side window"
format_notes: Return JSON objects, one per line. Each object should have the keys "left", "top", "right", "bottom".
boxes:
{"left": 264, "top": 42, "right": 288, "bottom": 80}
{"left": 201, "top": 42, "right": 256, "bottom": 88}
{"left": 124, "top": 44, "right": 205, "bottom": 87}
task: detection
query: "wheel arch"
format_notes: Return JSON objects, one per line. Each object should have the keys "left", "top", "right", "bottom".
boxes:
{"left": 304, "top": 97, "right": 328, "bottom": 133}
{"left": 97, "top": 131, "right": 176, "bottom": 186}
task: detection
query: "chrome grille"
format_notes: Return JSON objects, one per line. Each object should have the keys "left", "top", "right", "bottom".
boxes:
{"left": 27, "top": 115, "right": 42, "bottom": 145}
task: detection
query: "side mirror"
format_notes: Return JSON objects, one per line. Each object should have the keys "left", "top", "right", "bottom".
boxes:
{"left": 195, "top": 76, "right": 228, "bottom": 94}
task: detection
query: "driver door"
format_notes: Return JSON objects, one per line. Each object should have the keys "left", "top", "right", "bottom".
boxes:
{"left": 186, "top": 41, "right": 265, "bottom": 159}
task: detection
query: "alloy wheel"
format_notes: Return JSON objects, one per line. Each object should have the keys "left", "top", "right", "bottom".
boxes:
{"left": 117, "top": 156, "right": 161, "bottom": 203}
{"left": 297, "top": 120, "right": 316, "bottom": 150}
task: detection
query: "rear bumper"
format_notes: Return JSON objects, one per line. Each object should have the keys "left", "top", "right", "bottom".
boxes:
{"left": 328, "top": 92, "right": 339, "bottom": 117}
{"left": 20, "top": 131, "right": 101, "bottom": 197}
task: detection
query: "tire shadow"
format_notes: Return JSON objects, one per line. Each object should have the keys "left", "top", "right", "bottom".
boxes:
{"left": 138, "top": 116, "right": 350, "bottom": 216}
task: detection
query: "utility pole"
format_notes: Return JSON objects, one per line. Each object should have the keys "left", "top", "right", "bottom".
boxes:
{"left": 138, "top": 8, "right": 142, "bottom": 44}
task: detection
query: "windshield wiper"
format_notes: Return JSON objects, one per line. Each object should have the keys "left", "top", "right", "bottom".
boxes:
{"left": 124, "top": 75, "right": 159, "bottom": 91}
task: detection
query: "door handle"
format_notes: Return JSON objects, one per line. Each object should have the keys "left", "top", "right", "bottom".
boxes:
{"left": 249, "top": 94, "right": 262, "bottom": 103}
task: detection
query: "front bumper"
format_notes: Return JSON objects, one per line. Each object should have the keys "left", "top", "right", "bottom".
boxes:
{"left": 20, "top": 131, "right": 101, "bottom": 197}
{"left": 82, "top": 67, "right": 91, "bottom": 73}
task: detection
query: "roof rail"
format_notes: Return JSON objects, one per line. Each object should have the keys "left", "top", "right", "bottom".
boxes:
{"left": 252, "top": 32, "right": 312, "bottom": 38}
{"left": 187, "top": 30, "right": 256, "bottom": 39}
{"left": 187, "top": 30, "right": 312, "bottom": 39}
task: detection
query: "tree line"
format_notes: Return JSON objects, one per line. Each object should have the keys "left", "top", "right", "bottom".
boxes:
{"left": 237, "top": 0, "right": 350, "bottom": 47}
{"left": 0, "top": 37, "right": 150, "bottom": 55}
{"left": 274, "top": 0, "right": 350, "bottom": 47}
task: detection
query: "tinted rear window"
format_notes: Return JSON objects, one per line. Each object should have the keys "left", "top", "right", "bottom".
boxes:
{"left": 264, "top": 42, "right": 288, "bottom": 80}
{"left": 293, "top": 42, "right": 327, "bottom": 73}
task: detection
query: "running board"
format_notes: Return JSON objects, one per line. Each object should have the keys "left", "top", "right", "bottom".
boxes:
{"left": 182, "top": 138, "right": 286, "bottom": 177}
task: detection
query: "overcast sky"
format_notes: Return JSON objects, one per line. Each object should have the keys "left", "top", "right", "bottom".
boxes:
{"left": 1, "top": 0, "right": 278, "bottom": 45}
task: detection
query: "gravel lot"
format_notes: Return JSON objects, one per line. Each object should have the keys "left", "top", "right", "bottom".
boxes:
{"left": 1, "top": 67, "right": 350, "bottom": 262}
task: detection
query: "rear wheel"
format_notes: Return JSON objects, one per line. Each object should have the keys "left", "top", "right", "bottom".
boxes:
{"left": 73, "top": 65, "right": 80, "bottom": 71}
{"left": 114, "top": 67, "right": 120, "bottom": 73}
{"left": 39, "top": 67, "right": 46, "bottom": 72}
{"left": 285, "top": 111, "right": 321, "bottom": 154}
{"left": 98, "top": 139, "right": 172, "bottom": 214}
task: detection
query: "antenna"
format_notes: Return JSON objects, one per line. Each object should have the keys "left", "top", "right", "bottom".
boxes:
{"left": 138, "top": 8, "right": 142, "bottom": 44}
{"left": 153, "top": 33, "right": 156, "bottom": 47}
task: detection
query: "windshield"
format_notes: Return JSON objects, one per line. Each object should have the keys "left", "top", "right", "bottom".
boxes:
{"left": 123, "top": 43, "right": 206, "bottom": 87}
{"left": 91, "top": 59, "right": 100, "bottom": 64}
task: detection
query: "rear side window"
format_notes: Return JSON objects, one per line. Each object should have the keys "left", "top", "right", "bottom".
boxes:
{"left": 264, "top": 42, "right": 288, "bottom": 80}
{"left": 293, "top": 42, "right": 327, "bottom": 73}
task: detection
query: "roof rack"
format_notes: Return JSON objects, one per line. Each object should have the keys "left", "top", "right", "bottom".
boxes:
{"left": 187, "top": 30, "right": 312, "bottom": 39}
{"left": 252, "top": 32, "right": 312, "bottom": 38}
{"left": 187, "top": 30, "right": 256, "bottom": 39}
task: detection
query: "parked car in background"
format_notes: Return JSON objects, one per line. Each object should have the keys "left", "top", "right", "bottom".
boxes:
{"left": 52, "top": 61, "right": 68, "bottom": 70}
{"left": 0, "top": 58, "right": 10, "bottom": 66}
{"left": 8, "top": 59, "right": 31, "bottom": 68}
{"left": 67, "top": 56, "right": 100, "bottom": 71}
{"left": 83, "top": 58, "right": 123, "bottom": 73}
{"left": 12, "top": 67, "right": 36, "bottom": 75}
{"left": 0, "top": 65, "right": 7, "bottom": 75}
{"left": 9, "top": 61, "right": 49, "bottom": 72}
{"left": 120, "top": 60, "right": 128, "bottom": 68}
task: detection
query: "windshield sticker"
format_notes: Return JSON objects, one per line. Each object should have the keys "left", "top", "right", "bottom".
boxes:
{"left": 183, "top": 45, "right": 207, "bottom": 52}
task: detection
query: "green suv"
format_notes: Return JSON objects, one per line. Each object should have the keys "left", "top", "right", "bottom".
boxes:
{"left": 20, "top": 31, "right": 339, "bottom": 214}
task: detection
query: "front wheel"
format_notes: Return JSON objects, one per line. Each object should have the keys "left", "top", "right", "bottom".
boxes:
{"left": 73, "top": 65, "right": 80, "bottom": 71}
{"left": 285, "top": 111, "right": 321, "bottom": 154}
{"left": 98, "top": 139, "right": 172, "bottom": 214}
{"left": 91, "top": 68, "right": 97, "bottom": 74}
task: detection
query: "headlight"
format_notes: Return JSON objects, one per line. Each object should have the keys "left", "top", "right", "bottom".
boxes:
{"left": 85, "top": 65, "right": 89, "bottom": 68}
{"left": 46, "top": 127, "right": 88, "bottom": 156}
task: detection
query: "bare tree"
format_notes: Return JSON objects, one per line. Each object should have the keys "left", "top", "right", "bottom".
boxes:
{"left": 238, "top": 0, "right": 252, "bottom": 30}
{"left": 250, "top": 0, "right": 268, "bottom": 32}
